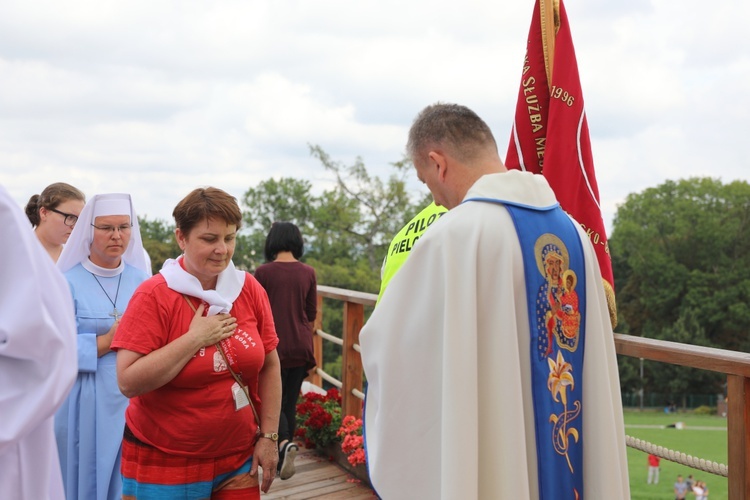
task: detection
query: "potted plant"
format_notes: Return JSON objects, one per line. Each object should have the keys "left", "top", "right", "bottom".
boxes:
{"left": 295, "top": 388, "right": 343, "bottom": 449}
{"left": 295, "top": 388, "right": 370, "bottom": 485}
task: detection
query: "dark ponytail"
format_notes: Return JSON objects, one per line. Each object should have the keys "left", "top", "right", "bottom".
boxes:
{"left": 25, "top": 194, "right": 41, "bottom": 226}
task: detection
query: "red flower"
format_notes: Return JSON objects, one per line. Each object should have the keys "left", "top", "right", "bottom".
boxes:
{"left": 337, "top": 415, "right": 366, "bottom": 467}
{"left": 295, "top": 389, "right": 343, "bottom": 448}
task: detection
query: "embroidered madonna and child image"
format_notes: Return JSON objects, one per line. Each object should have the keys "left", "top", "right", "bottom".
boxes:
{"left": 534, "top": 233, "right": 585, "bottom": 498}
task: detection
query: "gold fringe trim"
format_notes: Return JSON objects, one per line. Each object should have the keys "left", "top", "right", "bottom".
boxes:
{"left": 602, "top": 278, "right": 617, "bottom": 329}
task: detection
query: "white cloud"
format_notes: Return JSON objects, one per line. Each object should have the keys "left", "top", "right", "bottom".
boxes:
{"left": 1, "top": 0, "right": 748, "bottom": 238}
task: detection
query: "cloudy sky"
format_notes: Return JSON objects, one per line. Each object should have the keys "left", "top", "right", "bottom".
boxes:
{"left": 2, "top": 0, "right": 748, "bottom": 233}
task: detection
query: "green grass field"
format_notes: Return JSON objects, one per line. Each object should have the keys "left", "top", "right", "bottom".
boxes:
{"left": 624, "top": 409, "right": 727, "bottom": 499}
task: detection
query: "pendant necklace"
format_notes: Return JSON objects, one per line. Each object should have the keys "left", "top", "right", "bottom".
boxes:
{"left": 91, "top": 272, "right": 123, "bottom": 321}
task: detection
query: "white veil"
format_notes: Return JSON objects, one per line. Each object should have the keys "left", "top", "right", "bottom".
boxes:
{"left": 57, "top": 193, "right": 151, "bottom": 275}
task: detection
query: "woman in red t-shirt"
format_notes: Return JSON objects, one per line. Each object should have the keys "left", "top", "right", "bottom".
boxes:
{"left": 112, "top": 187, "right": 281, "bottom": 499}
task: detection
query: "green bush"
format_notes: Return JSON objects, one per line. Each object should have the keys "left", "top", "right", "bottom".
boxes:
{"left": 692, "top": 405, "right": 715, "bottom": 415}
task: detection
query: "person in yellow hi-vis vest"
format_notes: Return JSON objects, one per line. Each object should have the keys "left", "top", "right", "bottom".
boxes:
{"left": 377, "top": 201, "right": 447, "bottom": 304}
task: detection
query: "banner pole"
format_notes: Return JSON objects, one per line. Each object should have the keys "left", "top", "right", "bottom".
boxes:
{"left": 539, "top": 0, "right": 559, "bottom": 90}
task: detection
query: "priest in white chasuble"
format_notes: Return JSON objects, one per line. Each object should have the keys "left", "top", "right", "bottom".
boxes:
{"left": 360, "top": 104, "right": 629, "bottom": 500}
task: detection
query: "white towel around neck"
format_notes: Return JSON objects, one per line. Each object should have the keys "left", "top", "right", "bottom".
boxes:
{"left": 160, "top": 256, "right": 245, "bottom": 316}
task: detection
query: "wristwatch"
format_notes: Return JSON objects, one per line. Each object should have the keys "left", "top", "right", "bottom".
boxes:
{"left": 259, "top": 432, "right": 279, "bottom": 442}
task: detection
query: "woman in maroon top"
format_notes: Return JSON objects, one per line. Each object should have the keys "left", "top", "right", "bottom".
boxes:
{"left": 254, "top": 222, "right": 317, "bottom": 480}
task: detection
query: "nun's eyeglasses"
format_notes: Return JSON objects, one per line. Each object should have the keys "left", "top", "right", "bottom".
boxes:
{"left": 49, "top": 208, "right": 79, "bottom": 227}
{"left": 91, "top": 223, "right": 133, "bottom": 234}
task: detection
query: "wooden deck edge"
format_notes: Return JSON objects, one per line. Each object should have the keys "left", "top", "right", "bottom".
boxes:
{"left": 315, "top": 443, "right": 372, "bottom": 488}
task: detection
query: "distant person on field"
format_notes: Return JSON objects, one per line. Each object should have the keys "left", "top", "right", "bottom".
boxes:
{"left": 691, "top": 479, "right": 706, "bottom": 500}
{"left": 674, "top": 474, "right": 688, "bottom": 499}
{"left": 25, "top": 182, "right": 86, "bottom": 262}
{"left": 254, "top": 221, "right": 318, "bottom": 481}
{"left": 699, "top": 480, "right": 709, "bottom": 499}
{"left": 646, "top": 453, "right": 660, "bottom": 484}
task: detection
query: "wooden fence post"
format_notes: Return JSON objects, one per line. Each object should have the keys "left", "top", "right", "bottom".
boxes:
{"left": 727, "top": 375, "right": 750, "bottom": 499}
{"left": 341, "top": 301, "right": 364, "bottom": 418}
{"left": 307, "top": 295, "right": 324, "bottom": 388}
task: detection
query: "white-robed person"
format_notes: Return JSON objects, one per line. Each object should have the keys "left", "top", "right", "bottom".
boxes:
{"left": 0, "top": 185, "right": 77, "bottom": 500}
{"left": 360, "top": 103, "right": 629, "bottom": 499}
{"left": 55, "top": 193, "right": 151, "bottom": 500}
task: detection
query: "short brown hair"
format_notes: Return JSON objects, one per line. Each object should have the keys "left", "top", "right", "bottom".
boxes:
{"left": 406, "top": 103, "right": 497, "bottom": 166}
{"left": 173, "top": 187, "right": 242, "bottom": 236}
{"left": 25, "top": 182, "right": 86, "bottom": 227}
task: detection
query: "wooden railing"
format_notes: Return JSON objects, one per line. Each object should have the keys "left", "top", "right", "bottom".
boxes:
{"left": 308, "top": 285, "right": 750, "bottom": 499}
{"left": 615, "top": 335, "right": 750, "bottom": 499}
{"left": 307, "top": 285, "right": 373, "bottom": 418}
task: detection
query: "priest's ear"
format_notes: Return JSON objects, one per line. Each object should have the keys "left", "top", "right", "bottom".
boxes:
{"left": 426, "top": 151, "right": 449, "bottom": 182}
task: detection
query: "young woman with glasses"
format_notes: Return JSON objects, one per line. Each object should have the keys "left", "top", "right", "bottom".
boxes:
{"left": 24, "top": 182, "right": 86, "bottom": 262}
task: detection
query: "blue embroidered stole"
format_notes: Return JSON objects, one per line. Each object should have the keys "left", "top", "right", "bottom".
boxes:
{"left": 466, "top": 197, "right": 587, "bottom": 499}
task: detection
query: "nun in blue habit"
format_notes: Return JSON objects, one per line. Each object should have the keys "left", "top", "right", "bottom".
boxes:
{"left": 55, "top": 193, "right": 151, "bottom": 500}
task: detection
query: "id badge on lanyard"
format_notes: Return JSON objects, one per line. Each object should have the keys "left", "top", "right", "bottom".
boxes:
{"left": 219, "top": 337, "right": 249, "bottom": 411}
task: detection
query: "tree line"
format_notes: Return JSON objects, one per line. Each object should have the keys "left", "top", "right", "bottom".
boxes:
{"left": 610, "top": 177, "right": 750, "bottom": 407}
{"left": 139, "top": 147, "right": 750, "bottom": 406}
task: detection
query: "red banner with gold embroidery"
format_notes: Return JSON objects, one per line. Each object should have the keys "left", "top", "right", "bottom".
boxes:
{"left": 506, "top": 0, "right": 616, "bottom": 323}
